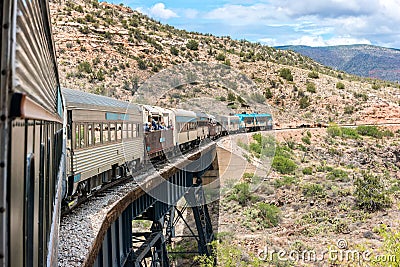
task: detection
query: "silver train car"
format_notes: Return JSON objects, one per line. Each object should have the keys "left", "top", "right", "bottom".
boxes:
{"left": 63, "top": 89, "right": 144, "bottom": 199}
{"left": 1, "top": 0, "right": 65, "bottom": 266}
{"left": 171, "top": 109, "right": 198, "bottom": 150}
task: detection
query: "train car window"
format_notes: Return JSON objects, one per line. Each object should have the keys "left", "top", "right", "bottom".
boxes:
{"left": 88, "top": 124, "right": 93, "bottom": 146}
{"left": 103, "top": 123, "right": 109, "bottom": 143}
{"left": 80, "top": 124, "right": 85, "bottom": 148}
{"left": 110, "top": 123, "right": 116, "bottom": 142}
{"left": 116, "top": 123, "right": 122, "bottom": 140}
{"left": 25, "top": 153, "right": 35, "bottom": 266}
{"left": 132, "top": 124, "right": 137, "bottom": 137}
{"left": 75, "top": 124, "right": 79, "bottom": 149}
{"left": 94, "top": 123, "right": 101, "bottom": 145}
{"left": 127, "top": 123, "right": 132, "bottom": 138}
{"left": 122, "top": 123, "right": 127, "bottom": 139}
{"left": 39, "top": 143, "right": 45, "bottom": 267}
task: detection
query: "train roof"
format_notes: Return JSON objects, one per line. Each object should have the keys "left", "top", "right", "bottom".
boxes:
{"left": 62, "top": 88, "right": 141, "bottom": 113}
{"left": 171, "top": 109, "right": 197, "bottom": 117}
{"left": 235, "top": 113, "right": 272, "bottom": 118}
{"left": 142, "top": 104, "right": 162, "bottom": 115}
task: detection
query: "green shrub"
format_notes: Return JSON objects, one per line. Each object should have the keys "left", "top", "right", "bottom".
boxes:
{"left": 279, "top": 68, "right": 293, "bottom": 81}
{"left": 227, "top": 92, "right": 236, "bottom": 102}
{"left": 78, "top": 61, "right": 92, "bottom": 73}
{"left": 302, "top": 167, "right": 313, "bottom": 175}
{"left": 228, "top": 182, "right": 255, "bottom": 205}
{"left": 316, "top": 165, "right": 333, "bottom": 172}
{"left": 344, "top": 105, "right": 354, "bottom": 114}
{"left": 274, "top": 143, "right": 292, "bottom": 158}
{"left": 137, "top": 59, "right": 147, "bottom": 70}
{"left": 356, "top": 125, "right": 383, "bottom": 138}
{"left": 372, "top": 83, "right": 380, "bottom": 90}
{"left": 382, "top": 129, "right": 394, "bottom": 137}
{"left": 354, "top": 92, "right": 368, "bottom": 101}
{"left": 273, "top": 176, "right": 298, "bottom": 188}
{"left": 215, "top": 53, "right": 226, "bottom": 61}
{"left": 306, "top": 82, "right": 316, "bottom": 93}
{"left": 327, "top": 168, "right": 349, "bottom": 182}
{"left": 248, "top": 133, "right": 276, "bottom": 158}
{"left": 272, "top": 155, "right": 297, "bottom": 174}
{"left": 256, "top": 202, "right": 281, "bottom": 228}
{"left": 354, "top": 172, "right": 391, "bottom": 212}
{"left": 301, "top": 209, "right": 329, "bottom": 224}
{"left": 242, "top": 172, "right": 255, "bottom": 183}
{"left": 299, "top": 96, "right": 310, "bottom": 109}
{"left": 336, "top": 82, "right": 345, "bottom": 89}
{"left": 196, "top": 240, "right": 264, "bottom": 267}
{"left": 95, "top": 69, "right": 105, "bottom": 81}
{"left": 327, "top": 123, "right": 342, "bottom": 138}
{"left": 341, "top": 127, "right": 360, "bottom": 139}
{"left": 170, "top": 46, "right": 179, "bottom": 56}
{"left": 308, "top": 71, "right": 319, "bottom": 79}
{"left": 372, "top": 225, "right": 400, "bottom": 266}
{"left": 79, "top": 26, "right": 90, "bottom": 34}
{"left": 186, "top": 39, "right": 199, "bottom": 50}
{"left": 301, "top": 136, "right": 311, "bottom": 145}
{"left": 265, "top": 87, "right": 273, "bottom": 99}
{"left": 302, "top": 183, "right": 326, "bottom": 198}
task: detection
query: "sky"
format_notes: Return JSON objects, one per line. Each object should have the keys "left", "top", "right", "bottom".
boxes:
{"left": 105, "top": 0, "right": 400, "bottom": 49}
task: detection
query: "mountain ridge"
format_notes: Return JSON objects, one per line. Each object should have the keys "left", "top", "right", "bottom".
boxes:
{"left": 276, "top": 44, "right": 400, "bottom": 82}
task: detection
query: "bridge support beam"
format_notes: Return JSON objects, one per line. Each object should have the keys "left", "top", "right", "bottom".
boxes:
{"left": 91, "top": 145, "right": 219, "bottom": 267}
{"left": 185, "top": 179, "right": 215, "bottom": 257}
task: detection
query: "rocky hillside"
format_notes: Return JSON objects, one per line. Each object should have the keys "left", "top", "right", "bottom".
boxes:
{"left": 50, "top": 0, "right": 400, "bottom": 127}
{"left": 277, "top": 44, "right": 400, "bottom": 82}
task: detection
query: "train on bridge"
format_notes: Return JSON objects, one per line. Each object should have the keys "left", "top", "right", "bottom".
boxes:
{"left": 1, "top": 1, "right": 273, "bottom": 266}
{"left": 63, "top": 88, "right": 273, "bottom": 200}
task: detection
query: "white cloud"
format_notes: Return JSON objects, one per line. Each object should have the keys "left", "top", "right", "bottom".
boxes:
{"left": 288, "top": 35, "right": 371, "bottom": 47}
{"left": 259, "top": 38, "right": 280, "bottom": 46}
{"left": 138, "top": 3, "right": 178, "bottom": 20}
{"left": 132, "top": 1, "right": 400, "bottom": 48}
{"left": 150, "top": 3, "right": 178, "bottom": 19}
{"left": 204, "top": 4, "right": 284, "bottom": 25}
{"left": 182, "top": 9, "right": 199, "bottom": 19}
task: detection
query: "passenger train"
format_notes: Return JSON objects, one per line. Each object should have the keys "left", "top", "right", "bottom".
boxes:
{"left": 1, "top": 1, "right": 272, "bottom": 266}
{"left": 63, "top": 88, "right": 273, "bottom": 200}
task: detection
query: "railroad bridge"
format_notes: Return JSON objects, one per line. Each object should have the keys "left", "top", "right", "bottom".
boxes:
{"left": 59, "top": 142, "right": 225, "bottom": 267}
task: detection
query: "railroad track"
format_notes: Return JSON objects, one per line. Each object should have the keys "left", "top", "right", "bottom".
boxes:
{"left": 61, "top": 139, "right": 214, "bottom": 217}
{"left": 275, "top": 122, "right": 400, "bottom": 132}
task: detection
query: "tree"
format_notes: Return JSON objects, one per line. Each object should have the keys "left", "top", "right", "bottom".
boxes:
{"left": 170, "top": 46, "right": 179, "bottom": 56}
{"left": 354, "top": 172, "right": 391, "bottom": 212}
{"left": 336, "top": 82, "right": 345, "bottom": 89}
{"left": 299, "top": 96, "right": 310, "bottom": 109}
{"left": 308, "top": 71, "right": 319, "bottom": 79}
{"left": 78, "top": 61, "right": 92, "bottom": 73}
{"left": 186, "top": 39, "right": 199, "bottom": 50}
{"left": 137, "top": 59, "right": 147, "bottom": 70}
{"left": 306, "top": 82, "right": 316, "bottom": 93}
{"left": 279, "top": 68, "right": 293, "bottom": 81}
{"left": 215, "top": 53, "right": 226, "bottom": 61}
{"left": 227, "top": 92, "right": 236, "bottom": 102}
{"left": 265, "top": 87, "right": 273, "bottom": 99}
